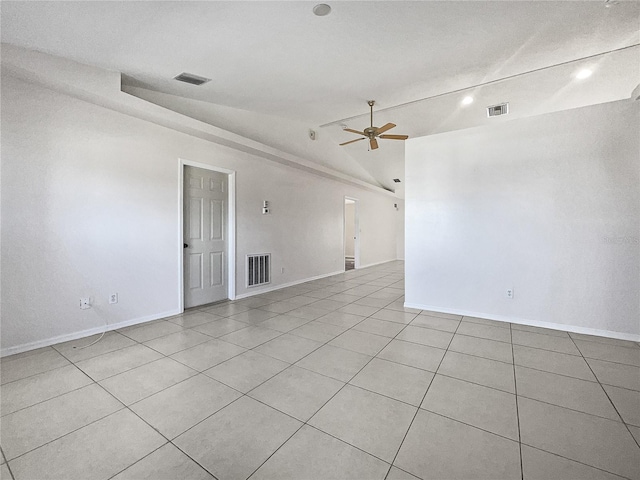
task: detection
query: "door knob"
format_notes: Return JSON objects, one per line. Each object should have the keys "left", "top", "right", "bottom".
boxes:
{"left": 183, "top": 243, "right": 189, "bottom": 248}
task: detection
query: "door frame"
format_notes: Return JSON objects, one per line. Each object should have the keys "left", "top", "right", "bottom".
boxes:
{"left": 343, "top": 196, "right": 360, "bottom": 270}
{"left": 179, "top": 158, "right": 236, "bottom": 312}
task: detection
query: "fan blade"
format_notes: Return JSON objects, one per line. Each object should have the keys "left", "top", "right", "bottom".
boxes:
{"left": 370, "top": 138, "right": 379, "bottom": 150}
{"left": 343, "top": 128, "right": 366, "bottom": 136}
{"left": 375, "top": 123, "right": 396, "bottom": 135}
{"left": 340, "top": 137, "right": 366, "bottom": 146}
{"left": 380, "top": 134, "right": 409, "bottom": 140}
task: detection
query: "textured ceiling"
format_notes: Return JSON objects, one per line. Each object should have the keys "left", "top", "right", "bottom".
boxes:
{"left": 2, "top": 1, "right": 639, "bottom": 196}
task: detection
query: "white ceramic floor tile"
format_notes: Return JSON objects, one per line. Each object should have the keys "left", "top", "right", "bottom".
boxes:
{"left": 111, "top": 443, "right": 214, "bottom": 480}
{"left": 513, "top": 344, "right": 595, "bottom": 381}
{"left": 421, "top": 374, "right": 519, "bottom": 440}
{"left": 350, "top": 358, "right": 433, "bottom": 406}
{"left": 309, "top": 385, "right": 416, "bottom": 462}
{"left": 456, "top": 322, "right": 512, "bottom": 343}
{"left": 376, "top": 339, "right": 445, "bottom": 372}
{"left": 449, "top": 334, "right": 513, "bottom": 363}
{"left": 170, "top": 338, "right": 246, "bottom": 371}
{"left": 191, "top": 318, "right": 250, "bottom": 337}
{"left": 462, "top": 316, "right": 510, "bottom": 329}
{"left": 74, "top": 344, "right": 163, "bottom": 382}
{"left": 420, "top": 310, "right": 462, "bottom": 321}
{"left": 204, "top": 350, "right": 289, "bottom": 393}
{"left": 396, "top": 326, "right": 453, "bottom": 349}
{"left": 587, "top": 358, "right": 640, "bottom": 391}
{"left": 0, "top": 464, "right": 10, "bottom": 480}
{"left": 258, "top": 314, "right": 311, "bottom": 333}
{"left": 512, "top": 330, "right": 581, "bottom": 355}
{"left": 251, "top": 425, "right": 389, "bottom": 480}
{"left": 1, "top": 384, "right": 122, "bottom": 460}
{"left": 1, "top": 349, "right": 70, "bottom": 385}
{"left": 316, "top": 311, "right": 365, "bottom": 328}
{"left": 9, "top": 409, "right": 165, "bottom": 480}
{"left": 511, "top": 323, "right": 570, "bottom": 338}
{"left": 254, "top": 334, "right": 323, "bottom": 363}
{"left": 295, "top": 344, "right": 372, "bottom": 382}
{"left": 329, "top": 330, "right": 391, "bottom": 356}
{"left": 603, "top": 384, "right": 640, "bottom": 426}
{"left": 289, "top": 321, "right": 348, "bottom": 343}
{"left": 52, "top": 332, "right": 137, "bottom": 362}
{"left": 99, "top": 358, "right": 197, "bottom": 405}
{"left": 386, "top": 466, "right": 421, "bottom": 480}
{"left": 520, "top": 444, "right": 625, "bottom": 480}
{"left": 249, "top": 366, "right": 344, "bottom": 421}
{"left": 218, "top": 326, "right": 282, "bottom": 348}
{"left": 394, "top": 410, "right": 521, "bottom": 480}
{"left": 411, "top": 314, "right": 460, "bottom": 333}
{"left": 286, "top": 305, "right": 332, "bottom": 320}
{"left": 338, "top": 303, "right": 381, "bottom": 317}
{"left": 515, "top": 366, "right": 619, "bottom": 420}
{"left": 370, "top": 309, "right": 418, "bottom": 325}
{"left": 118, "top": 321, "right": 184, "bottom": 343}
{"left": 226, "top": 309, "right": 280, "bottom": 325}
{"left": 166, "top": 311, "right": 222, "bottom": 328}
{"left": 438, "top": 351, "right": 515, "bottom": 393}
{"left": 174, "top": 396, "right": 301, "bottom": 480}
{"left": 353, "top": 318, "right": 406, "bottom": 338}
{"left": 1, "top": 365, "right": 92, "bottom": 416}
{"left": 518, "top": 397, "right": 640, "bottom": 480}
{"left": 143, "top": 329, "right": 212, "bottom": 356}
{"left": 130, "top": 374, "right": 241, "bottom": 438}
{"left": 575, "top": 340, "right": 640, "bottom": 367}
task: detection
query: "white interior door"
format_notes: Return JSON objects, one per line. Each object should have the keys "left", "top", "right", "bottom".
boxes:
{"left": 184, "top": 166, "right": 228, "bottom": 307}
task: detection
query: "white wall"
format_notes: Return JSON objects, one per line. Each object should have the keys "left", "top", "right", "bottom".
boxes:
{"left": 395, "top": 199, "right": 405, "bottom": 261}
{"left": 405, "top": 99, "right": 639, "bottom": 339}
{"left": 1, "top": 73, "right": 398, "bottom": 354}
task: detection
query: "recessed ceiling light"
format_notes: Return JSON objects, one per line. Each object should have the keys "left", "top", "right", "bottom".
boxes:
{"left": 462, "top": 96, "right": 474, "bottom": 105}
{"left": 313, "top": 4, "right": 331, "bottom": 16}
{"left": 576, "top": 69, "right": 593, "bottom": 80}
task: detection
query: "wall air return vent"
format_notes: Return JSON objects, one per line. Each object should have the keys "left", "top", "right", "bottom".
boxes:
{"left": 487, "top": 103, "right": 509, "bottom": 117}
{"left": 173, "top": 72, "right": 211, "bottom": 86}
{"left": 247, "top": 254, "right": 271, "bottom": 287}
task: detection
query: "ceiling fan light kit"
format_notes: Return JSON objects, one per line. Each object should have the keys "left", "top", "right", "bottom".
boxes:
{"left": 340, "top": 100, "right": 409, "bottom": 150}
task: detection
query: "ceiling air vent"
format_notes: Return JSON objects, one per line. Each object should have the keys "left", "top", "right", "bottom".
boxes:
{"left": 487, "top": 103, "right": 509, "bottom": 117}
{"left": 393, "top": 178, "right": 401, "bottom": 183}
{"left": 173, "top": 72, "right": 211, "bottom": 86}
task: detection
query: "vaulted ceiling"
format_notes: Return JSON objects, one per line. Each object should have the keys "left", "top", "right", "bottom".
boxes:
{"left": 2, "top": 1, "right": 639, "bottom": 197}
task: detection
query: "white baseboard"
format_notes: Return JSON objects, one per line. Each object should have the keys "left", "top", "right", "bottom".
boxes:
{"left": 234, "top": 270, "right": 345, "bottom": 300}
{"left": 404, "top": 302, "right": 640, "bottom": 342}
{"left": 1, "top": 308, "right": 181, "bottom": 358}
{"left": 358, "top": 258, "right": 399, "bottom": 269}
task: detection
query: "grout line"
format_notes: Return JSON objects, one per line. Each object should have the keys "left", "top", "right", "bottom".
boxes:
{"left": 2, "top": 263, "right": 407, "bottom": 479}
{"left": 383, "top": 308, "right": 462, "bottom": 480}
{"left": 511, "top": 323, "right": 524, "bottom": 480}
{"left": 243, "top": 289, "right": 411, "bottom": 479}
{"left": 519, "top": 442, "right": 635, "bottom": 480}
{"left": 567, "top": 334, "right": 640, "bottom": 450}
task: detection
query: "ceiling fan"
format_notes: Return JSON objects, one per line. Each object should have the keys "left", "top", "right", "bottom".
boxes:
{"left": 340, "top": 100, "right": 409, "bottom": 150}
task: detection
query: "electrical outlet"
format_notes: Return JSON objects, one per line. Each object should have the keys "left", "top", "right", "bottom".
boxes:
{"left": 80, "top": 297, "right": 91, "bottom": 309}
{"left": 505, "top": 288, "right": 514, "bottom": 299}
{"left": 109, "top": 293, "right": 118, "bottom": 304}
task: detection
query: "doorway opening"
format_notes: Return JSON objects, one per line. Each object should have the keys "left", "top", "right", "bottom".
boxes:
{"left": 344, "top": 197, "right": 360, "bottom": 271}
{"left": 180, "top": 160, "right": 236, "bottom": 311}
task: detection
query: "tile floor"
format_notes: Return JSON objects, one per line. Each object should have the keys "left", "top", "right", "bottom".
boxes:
{"left": 1, "top": 261, "right": 639, "bottom": 480}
